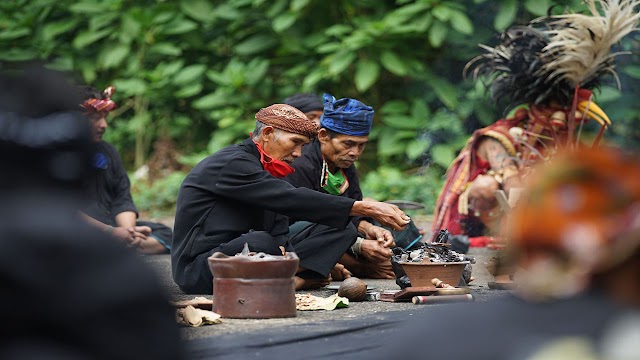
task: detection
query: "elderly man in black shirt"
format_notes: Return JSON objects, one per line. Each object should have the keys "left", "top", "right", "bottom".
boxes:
{"left": 172, "top": 104, "right": 410, "bottom": 294}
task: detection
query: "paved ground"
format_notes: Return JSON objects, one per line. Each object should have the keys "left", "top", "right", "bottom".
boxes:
{"left": 144, "top": 247, "right": 505, "bottom": 342}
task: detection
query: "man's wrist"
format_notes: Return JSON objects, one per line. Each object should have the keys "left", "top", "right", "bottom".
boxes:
{"left": 350, "top": 237, "right": 365, "bottom": 259}
{"left": 104, "top": 225, "right": 114, "bottom": 234}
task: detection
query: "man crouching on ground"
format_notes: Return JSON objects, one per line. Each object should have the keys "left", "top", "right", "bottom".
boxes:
{"left": 171, "top": 104, "right": 410, "bottom": 294}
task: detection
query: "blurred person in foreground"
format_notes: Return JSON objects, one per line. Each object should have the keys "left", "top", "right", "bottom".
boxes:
{"left": 79, "top": 85, "right": 172, "bottom": 254}
{"left": 380, "top": 147, "right": 640, "bottom": 360}
{"left": 172, "top": 103, "right": 410, "bottom": 294}
{"left": 0, "top": 66, "right": 182, "bottom": 359}
{"left": 285, "top": 93, "right": 397, "bottom": 279}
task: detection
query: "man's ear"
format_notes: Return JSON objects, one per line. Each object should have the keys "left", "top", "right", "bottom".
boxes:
{"left": 317, "top": 128, "right": 330, "bottom": 143}
{"left": 262, "top": 126, "right": 275, "bottom": 141}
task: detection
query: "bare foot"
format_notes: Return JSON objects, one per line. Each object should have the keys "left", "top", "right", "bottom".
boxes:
{"left": 294, "top": 276, "right": 331, "bottom": 290}
{"left": 330, "top": 263, "right": 352, "bottom": 281}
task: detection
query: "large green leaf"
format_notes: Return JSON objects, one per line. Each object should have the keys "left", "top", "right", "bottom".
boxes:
{"left": 428, "top": 21, "right": 447, "bottom": 48}
{"left": 235, "top": 34, "right": 278, "bottom": 55}
{"left": 175, "top": 83, "right": 203, "bottom": 98}
{"left": 406, "top": 138, "right": 431, "bottom": 160}
{"left": 0, "top": 49, "right": 37, "bottom": 61}
{"left": 69, "top": 2, "right": 106, "bottom": 14}
{"left": 432, "top": 5, "right": 451, "bottom": 21}
{"left": 291, "top": 0, "right": 310, "bottom": 12}
{"left": 381, "top": 115, "right": 425, "bottom": 130}
{"left": 595, "top": 86, "right": 622, "bottom": 103}
{"left": 41, "top": 19, "right": 79, "bottom": 41}
{"left": 524, "top": 0, "right": 550, "bottom": 16}
{"left": 494, "top": 0, "right": 517, "bottom": 31}
{"left": 623, "top": 65, "right": 640, "bottom": 79}
{"left": 73, "top": 28, "right": 111, "bottom": 49}
{"left": 449, "top": 10, "right": 473, "bottom": 35}
{"left": 354, "top": 59, "right": 380, "bottom": 92}
{"left": 180, "top": 0, "right": 214, "bottom": 23}
{"left": 380, "top": 100, "right": 409, "bottom": 114}
{"left": 429, "top": 76, "right": 459, "bottom": 109}
{"left": 378, "top": 130, "right": 415, "bottom": 157}
{"left": 99, "top": 44, "right": 129, "bottom": 69}
{"left": 161, "top": 18, "right": 198, "bottom": 35}
{"left": 328, "top": 51, "right": 356, "bottom": 75}
{"left": 149, "top": 43, "right": 182, "bottom": 56}
{"left": 325, "top": 24, "right": 353, "bottom": 37}
{"left": 273, "top": 12, "right": 297, "bottom": 33}
{"left": 112, "top": 78, "right": 147, "bottom": 95}
{"left": 245, "top": 59, "right": 270, "bottom": 86}
{"left": 0, "top": 27, "right": 30, "bottom": 40}
{"left": 215, "top": 4, "right": 241, "bottom": 20}
{"left": 430, "top": 144, "right": 456, "bottom": 168}
{"left": 173, "top": 64, "right": 207, "bottom": 85}
{"left": 193, "top": 90, "right": 227, "bottom": 110}
{"left": 411, "top": 100, "right": 430, "bottom": 120}
{"left": 380, "top": 51, "right": 408, "bottom": 76}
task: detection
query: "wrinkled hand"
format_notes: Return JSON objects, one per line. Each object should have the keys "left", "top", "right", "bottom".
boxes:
{"left": 362, "top": 201, "right": 410, "bottom": 231}
{"left": 360, "top": 239, "right": 393, "bottom": 263}
{"left": 362, "top": 225, "right": 395, "bottom": 248}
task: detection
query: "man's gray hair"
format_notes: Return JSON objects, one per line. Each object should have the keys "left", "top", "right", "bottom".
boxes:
{"left": 252, "top": 121, "right": 282, "bottom": 140}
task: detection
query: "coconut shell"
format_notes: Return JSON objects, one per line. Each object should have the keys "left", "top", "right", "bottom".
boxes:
{"left": 337, "top": 277, "right": 367, "bottom": 302}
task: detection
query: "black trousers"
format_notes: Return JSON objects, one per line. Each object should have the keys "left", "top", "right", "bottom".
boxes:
{"left": 287, "top": 221, "right": 357, "bottom": 279}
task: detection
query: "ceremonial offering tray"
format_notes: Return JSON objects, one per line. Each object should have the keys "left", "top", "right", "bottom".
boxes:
{"left": 208, "top": 251, "right": 299, "bottom": 319}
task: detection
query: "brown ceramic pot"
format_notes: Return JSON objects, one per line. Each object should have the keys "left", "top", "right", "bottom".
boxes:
{"left": 208, "top": 251, "right": 299, "bottom": 319}
{"left": 399, "top": 261, "right": 469, "bottom": 288}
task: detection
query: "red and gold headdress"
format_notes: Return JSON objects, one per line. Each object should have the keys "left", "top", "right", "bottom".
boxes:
{"left": 466, "top": 0, "right": 640, "bottom": 147}
{"left": 81, "top": 86, "right": 116, "bottom": 113}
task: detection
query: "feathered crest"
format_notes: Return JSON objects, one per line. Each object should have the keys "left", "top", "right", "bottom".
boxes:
{"left": 467, "top": 0, "right": 640, "bottom": 109}
{"left": 539, "top": 0, "right": 640, "bottom": 88}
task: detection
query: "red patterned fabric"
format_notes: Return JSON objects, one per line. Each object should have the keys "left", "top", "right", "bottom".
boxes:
{"left": 82, "top": 86, "right": 116, "bottom": 113}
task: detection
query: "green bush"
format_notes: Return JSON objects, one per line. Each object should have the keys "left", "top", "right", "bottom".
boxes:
{"left": 130, "top": 172, "right": 187, "bottom": 218}
{"left": 360, "top": 166, "right": 443, "bottom": 214}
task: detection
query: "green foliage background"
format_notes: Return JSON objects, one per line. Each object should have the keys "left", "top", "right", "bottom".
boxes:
{"left": 2, "top": 0, "right": 639, "bottom": 214}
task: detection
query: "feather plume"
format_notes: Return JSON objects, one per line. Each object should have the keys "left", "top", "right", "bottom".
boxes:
{"left": 464, "top": 27, "right": 564, "bottom": 109}
{"left": 539, "top": 0, "right": 640, "bottom": 88}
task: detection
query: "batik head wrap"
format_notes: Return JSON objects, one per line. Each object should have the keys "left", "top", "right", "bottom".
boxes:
{"left": 82, "top": 86, "right": 116, "bottom": 113}
{"left": 255, "top": 104, "right": 317, "bottom": 139}
{"left": 510, "top": 147, "right": 640, "bottom": 299}
{"left": 320, "top": 93, "right": 373, "bottom": 136}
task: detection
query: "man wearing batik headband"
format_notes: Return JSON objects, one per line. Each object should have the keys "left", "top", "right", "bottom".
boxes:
{"left": 172, "top": 103, "right": 410, "bottom": 294}
{"left": 285, "top": 93, "right": 401, "bottom": 279}
{"left": 80, "top": 86, "right": 173, "bottom": 254}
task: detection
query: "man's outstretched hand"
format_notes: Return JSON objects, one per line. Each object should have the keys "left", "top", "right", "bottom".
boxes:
{"left": 350, "top": 201, "right": 410, "bottom": 231}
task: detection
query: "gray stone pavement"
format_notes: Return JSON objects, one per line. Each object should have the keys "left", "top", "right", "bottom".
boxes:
{"left": 144, "top": 247, "right": 507, "bottom": 341}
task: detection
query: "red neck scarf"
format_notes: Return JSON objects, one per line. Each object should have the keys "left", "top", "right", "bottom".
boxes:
{"left": 253, "top": 140, "right": 295, "bottom": 178}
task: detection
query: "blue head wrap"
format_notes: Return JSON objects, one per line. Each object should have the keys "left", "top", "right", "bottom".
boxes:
{"left": 319, "top": 93, "right": 374, "bottom": 136}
